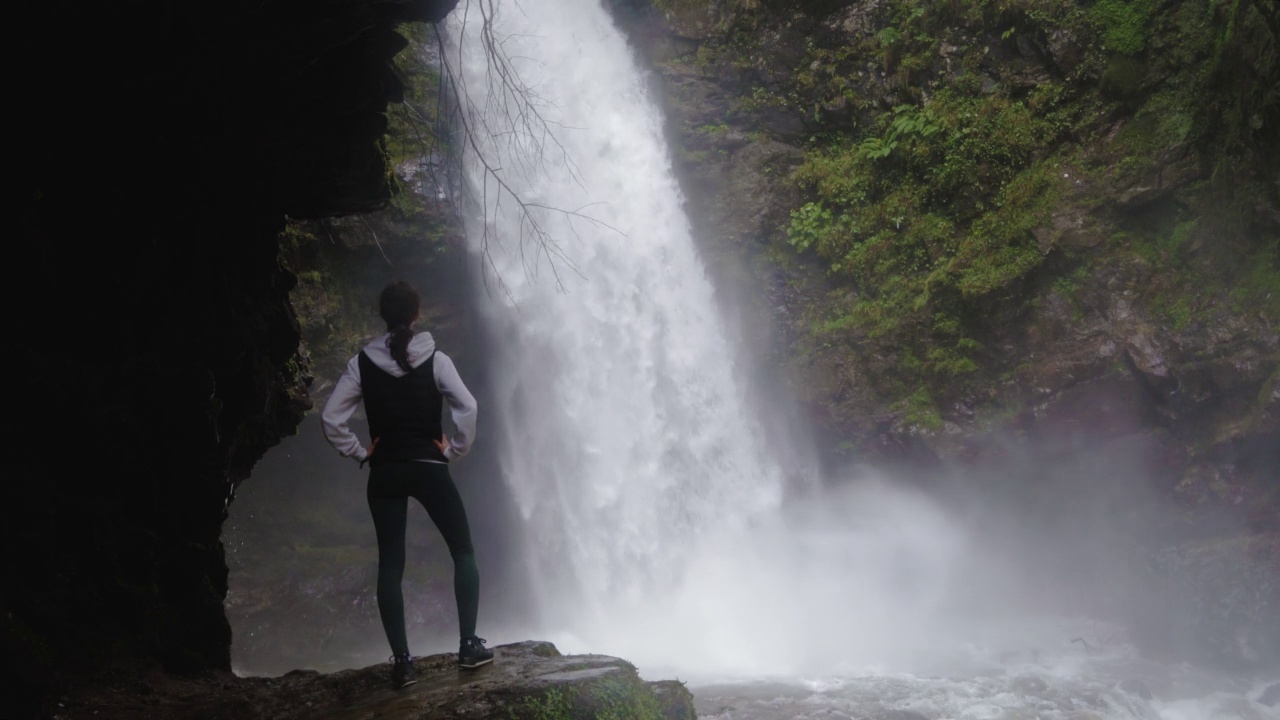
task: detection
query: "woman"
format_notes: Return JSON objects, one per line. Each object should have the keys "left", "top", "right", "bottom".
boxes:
{"left": 321, "top": 280, "right": 493, "bottom": 688}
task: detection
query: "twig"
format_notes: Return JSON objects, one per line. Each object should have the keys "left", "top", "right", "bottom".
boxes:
{"left": 359, "top": 216, "right": 393, "bottom": 267}
{"left": 419, "top": 4, "right": 622, "bottom": 295}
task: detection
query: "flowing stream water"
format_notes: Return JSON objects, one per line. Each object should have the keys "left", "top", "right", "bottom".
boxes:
{"left": 445, "top": 1, "right": 1277, "bottom": 718}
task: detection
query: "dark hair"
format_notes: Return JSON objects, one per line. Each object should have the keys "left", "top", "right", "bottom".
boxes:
{"left": 380, "top": 281, "right": 420, "bottom": 373}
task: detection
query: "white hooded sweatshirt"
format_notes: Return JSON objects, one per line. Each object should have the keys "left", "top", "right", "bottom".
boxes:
{"left": 320, "top": 332, "right": 477, "bottom": 464}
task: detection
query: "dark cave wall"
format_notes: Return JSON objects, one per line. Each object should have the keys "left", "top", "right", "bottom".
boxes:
{"left": 6, "top": 0, "right": 458, "bottom": 712}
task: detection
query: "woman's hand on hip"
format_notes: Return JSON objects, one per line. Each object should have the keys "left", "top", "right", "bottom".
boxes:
{"left": 359, "top": 437, "right": 380, "bottom": 468}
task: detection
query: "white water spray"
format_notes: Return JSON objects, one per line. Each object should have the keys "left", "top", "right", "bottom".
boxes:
{"left": 447, "top": 0, "right": 786, "bottom": 638}
{"left": 444, "top": 0, "right": 984, "bottom": 673}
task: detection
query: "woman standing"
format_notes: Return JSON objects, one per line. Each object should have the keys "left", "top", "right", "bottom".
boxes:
{"left": 321, "top": 280, "right": 493, "bottom": 688}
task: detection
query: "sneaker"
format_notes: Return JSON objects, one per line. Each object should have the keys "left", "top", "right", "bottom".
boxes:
{"left": 390, "top": 653, "right": 418, "bottom": 689}
{"left": 458, "top": 637, "right": 494, "bottom": 669}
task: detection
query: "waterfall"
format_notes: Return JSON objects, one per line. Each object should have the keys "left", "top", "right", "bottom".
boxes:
{"left": 441, "top": 0, "right": 1060, "bottom": 684}
{"left": 446, "top": 0, "right": 786, "bottom": 644}
{"left": 443, "top": 0, "right": 975, "bottom": 680}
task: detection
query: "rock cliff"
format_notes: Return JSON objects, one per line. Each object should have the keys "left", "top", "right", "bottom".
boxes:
{"left": 7, "top": 0, "right": 460, "bottom": 715}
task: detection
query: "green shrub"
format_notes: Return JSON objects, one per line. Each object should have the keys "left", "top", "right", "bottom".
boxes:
{"left": 775, "top": 0, "right": 1274, "bottom": 421}
{"left": 1090, "top": 0, "right": 1154, "bottom": 55}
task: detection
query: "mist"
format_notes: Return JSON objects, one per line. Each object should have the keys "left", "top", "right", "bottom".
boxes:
{"left": 517, "top": 446, "right": 1252, "bottom": 682}
{"left": 226, "top": 407, "right": 1273, "bottom": 712}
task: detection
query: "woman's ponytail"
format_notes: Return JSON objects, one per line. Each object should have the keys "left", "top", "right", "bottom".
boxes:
{"left": 387, "top": 324, "right": 414, "bottom": 373}
{"left": 379, "top": 281, "right": 421, "bottom": 373}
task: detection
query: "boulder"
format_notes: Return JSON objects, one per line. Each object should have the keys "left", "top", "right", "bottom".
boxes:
{"left": 1032, "top": 208, "right": 1106, "bottom": 253}
{"left": 1045, "top": 27, "right": 1085, "bottom": 75}
{"left": 1115, "top": 146, "right": 1201, "bottom": 208}
{"left": 830, "top": 0, "right": 887, "bottom": 42}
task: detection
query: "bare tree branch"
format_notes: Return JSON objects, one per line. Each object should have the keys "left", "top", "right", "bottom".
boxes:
{"left": 380, "top": 1, "right": 629, "bottom": 297}
{"left": 390, "top": 0, "right": 635, "bottom": 300}
{"left": 360, "top": 215, "right": 394, "bottom": 267}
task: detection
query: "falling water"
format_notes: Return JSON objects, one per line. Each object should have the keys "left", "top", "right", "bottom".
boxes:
{"left": 444, "top": 2, "right": 1276, "bottom": 717}
{"left": 446, "top": 0, "right": 787, "bottom": 627}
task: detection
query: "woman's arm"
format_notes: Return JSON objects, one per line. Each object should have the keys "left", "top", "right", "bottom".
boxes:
{"left": 433, "top": 352, "right": 477, "bottom": 461}
{"left": 321, "top": 355, "right": 369, "bottom": 463}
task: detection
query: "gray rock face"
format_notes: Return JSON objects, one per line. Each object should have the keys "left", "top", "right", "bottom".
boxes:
{"left": 9, "top": 0, "right": 469, "bottom": 712}
{"left": 831, "top": 0, "right": 887, "bottom": 41}
{"left": 1045, "top": 27, "right": 1084, "bottom": 74}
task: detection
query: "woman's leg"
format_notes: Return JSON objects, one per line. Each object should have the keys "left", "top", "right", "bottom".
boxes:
{"left": 368, "top": 467, "right": 411, "bottom": 657}
{"left": 409, "top": 463, "right": 480, "bottom": 639}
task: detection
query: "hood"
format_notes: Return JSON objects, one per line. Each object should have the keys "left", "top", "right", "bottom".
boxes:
{"left": 361, "top": 331, "right": 436, "bottom": 377}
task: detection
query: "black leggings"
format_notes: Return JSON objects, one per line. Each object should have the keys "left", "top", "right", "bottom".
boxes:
{"left": 367, "top": 461, "right": 480, "bottom": 656}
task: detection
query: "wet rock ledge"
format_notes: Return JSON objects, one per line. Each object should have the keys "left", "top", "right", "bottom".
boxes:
{"left": 53, "top": 642, "right": 695, "bottom": 720}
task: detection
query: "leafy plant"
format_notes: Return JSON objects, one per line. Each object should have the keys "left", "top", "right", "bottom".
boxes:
{"left": 1090, "top": 0, "right": 1154, "bottom": 56}
{"left": 856, "top": 105, "right": 943, "bottom": 161}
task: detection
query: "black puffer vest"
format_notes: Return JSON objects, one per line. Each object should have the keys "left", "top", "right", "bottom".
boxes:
{"left": 359, "top": 350, "right": 446, "bottom": 465}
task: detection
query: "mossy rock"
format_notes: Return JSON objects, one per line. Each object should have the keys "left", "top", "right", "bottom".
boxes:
{"left": 1100, "top": 57, "right": 1146, "bottom": 104}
